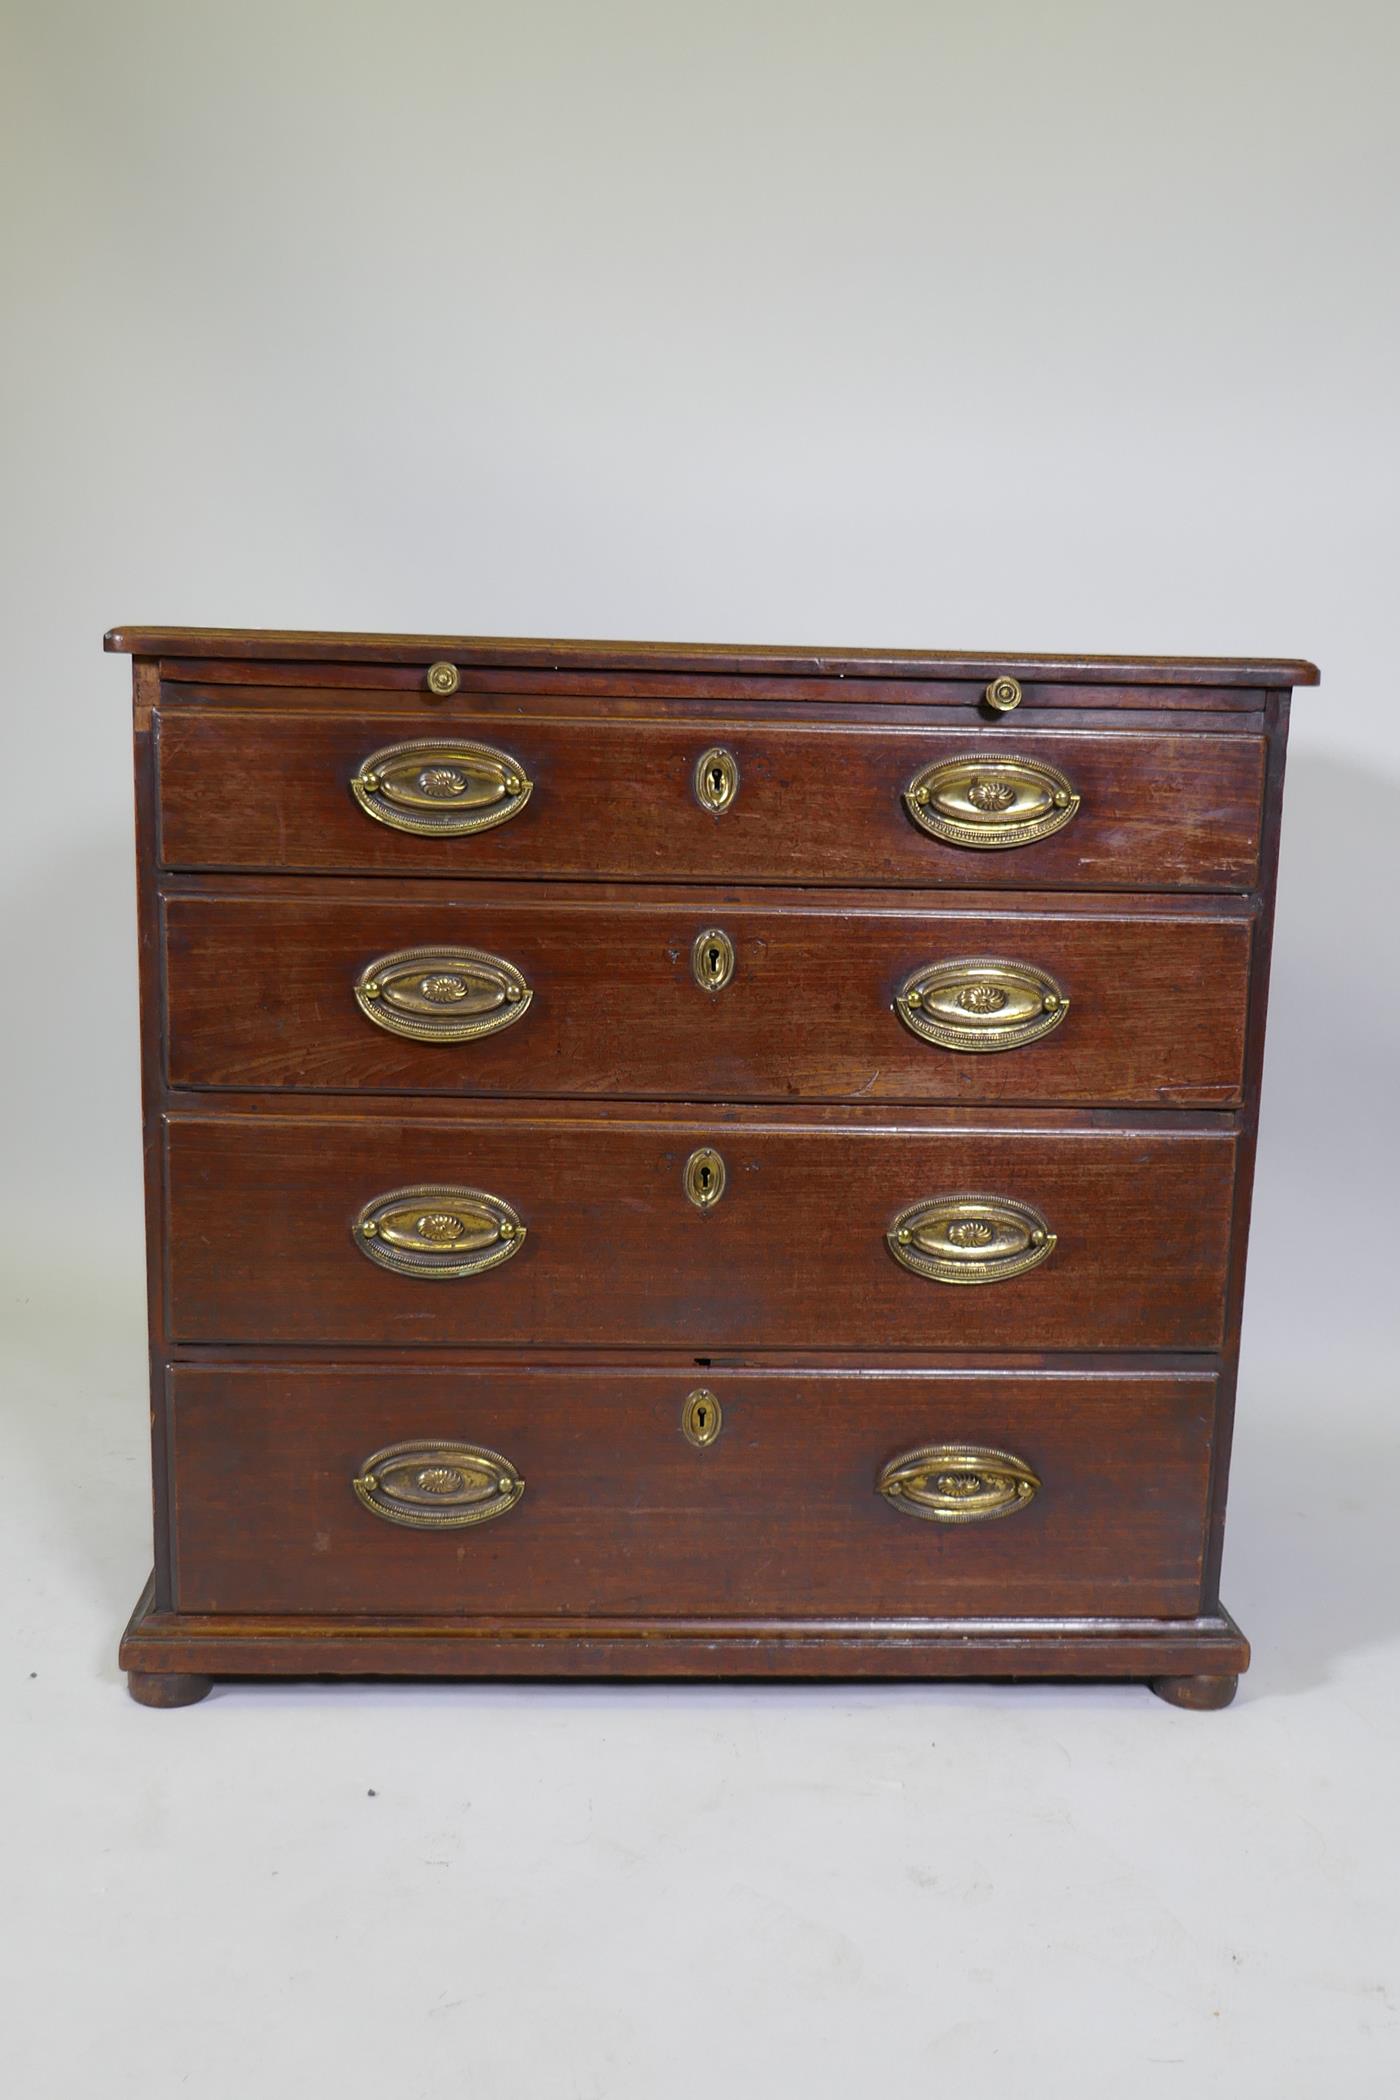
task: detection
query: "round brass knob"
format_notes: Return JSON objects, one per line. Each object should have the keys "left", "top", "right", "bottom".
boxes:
{"left": 426, "top": 660, "right": 460, "bottom": 697}
{"left": 985, "top": 675, "right": 1023, "bottom": 713}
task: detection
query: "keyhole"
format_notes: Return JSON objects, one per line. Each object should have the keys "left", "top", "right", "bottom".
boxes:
{"left": 683, "top": 1387, "right": 722, "bottom": 1447}
{"left": 684, "top": 1145, "right": 726, "bottom": 1208}
{"left": 691, "top": 927, "right": 734, "bottom": 992}
{"left": 694, "top": 747, "right": 738, "bottom": 813}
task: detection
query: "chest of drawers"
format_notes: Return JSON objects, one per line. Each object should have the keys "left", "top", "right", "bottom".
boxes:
{"left": 110, "top": 629, "right": 1316, "bottom": 1708}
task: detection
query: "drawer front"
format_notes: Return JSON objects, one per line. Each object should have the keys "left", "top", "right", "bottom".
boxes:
{"left": 164, "top": 888, "right": 1252, "bottom": 1106}
{"left": 155, "top": 710, "right": 1266, "bottom": 890}
{"left": 164, "top": 1110, "right": 1238, "bottom": 1350}
{"left": 168, "top": 1362, "right": 1215, "bottom": 1618}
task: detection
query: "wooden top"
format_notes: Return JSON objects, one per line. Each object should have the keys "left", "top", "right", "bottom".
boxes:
{"left": 105, "top": 627, "right": 1319, "bottom": 687}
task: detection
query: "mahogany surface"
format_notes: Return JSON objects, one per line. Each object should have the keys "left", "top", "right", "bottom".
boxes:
{"left": 163, "top": 1106, "right": 1238, "bottom": 1352}
{"left": 112, "top": 632, "right": 1311, "bottom": 1702}
{"left": 167, "top": 1363, "right": 1216, "bottom": 1618}
{"left": 119, "top": 1577, "right": 1253, "bottom": 1683}
{"left": 163, "top": 883, "right": 1253, "bottom": 1106}
{"left": 107, "top": 625, "right": 1319, "bottom": 688}
{"left": 126, "top": 1669, "right": 212, "bottom": 1709}
{"left": 154, "top": 708, "right": 1267, "bottom": 890}
{"left": 1149, "top": 1673, "right": 1240, "bottom": 1710}
{"left": 154, "top": 667, "right": 1272, "bottom": 715}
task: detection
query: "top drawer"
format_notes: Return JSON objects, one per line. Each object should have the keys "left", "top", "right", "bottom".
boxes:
{"left": 154, "top": 709, "right": 1267, "bottom": 890}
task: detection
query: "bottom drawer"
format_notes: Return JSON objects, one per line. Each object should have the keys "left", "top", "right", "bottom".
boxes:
{"left": 168, "top": 1362, "right": 1217, "bottom": 1619}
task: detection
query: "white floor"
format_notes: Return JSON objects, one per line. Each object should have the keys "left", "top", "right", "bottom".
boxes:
{"left": 5, "top": 1253, "right": 1398, "bottom": 2100}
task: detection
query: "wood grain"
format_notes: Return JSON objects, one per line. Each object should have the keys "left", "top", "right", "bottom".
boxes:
{"left": 154, "top": 708, "right": 1268, "bottom": 890}
{"left": 106, "top": 626, "right": 1320, "bottom": 685}
{"left": 163, "top": 883, "right": 1253, "bottom": 1105}
{"left": 120, "top": 1571, "right": 1252, "bottom": 1684}
{"left": 163, "top": 1104, "right": 1239, "bottom": 1351}
{"left": 114, "top": 627, "right": 1314, "bottom": 1697}
{"left": 167, "top": 1362, "right": 1215, "bottom": 1619}
{"left": 151, "top": 666, "right": 1271, "bottom": 716}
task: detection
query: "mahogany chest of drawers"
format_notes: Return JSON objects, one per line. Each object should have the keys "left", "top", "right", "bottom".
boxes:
{"left": 110, "top": 628, "right": 1317, "bottom": 1708}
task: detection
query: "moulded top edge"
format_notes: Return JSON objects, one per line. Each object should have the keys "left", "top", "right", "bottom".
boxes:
{"left": 103, "top": 626, "right": 1320, "bottom": 687}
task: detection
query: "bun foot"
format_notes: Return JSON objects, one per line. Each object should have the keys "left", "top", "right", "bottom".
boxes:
{"left": 1149, "top": 1672, "right": 1238, "bottom": 1711}
{"left": 127, "top": 1670, "right": 213, "bottom": 1708}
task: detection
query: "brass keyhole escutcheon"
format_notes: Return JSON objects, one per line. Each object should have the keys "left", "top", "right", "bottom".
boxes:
{"left": 682, "top": 1388, "right": 723, "bottom": 1448}
{"left": 694, "top": 746, "right": 739, "bottom": 814}
{"left": 684, "top": 1146, "right": 726, "bottom": 1210}
{"left": 691, "top": 926, "right": 735, "bottom": 992}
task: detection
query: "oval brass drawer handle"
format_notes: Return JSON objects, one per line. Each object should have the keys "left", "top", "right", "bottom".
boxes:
{"left": 903, "top": 752, "right": 1079, "bottom": 849}
{"left": 354, "top": 1184, "right": 525, "bottom": 1279}
{"left": 355, "top": 944, "right": 532, "bottom": 1044}
{"left": 888, "top": 1192, "right": 1055, "bottom": 1284}
{"left": 353, "top": 1440, "right": 523, "bottom": 1529}
{"left": 878, "top": 1443, "right": 1040, "bottom": 1523}
{"left": 895, "top": 956, "right": 1067, "bottom": 1053}
{"left": 351, "top": 739, "right": 533, "bottom": 836}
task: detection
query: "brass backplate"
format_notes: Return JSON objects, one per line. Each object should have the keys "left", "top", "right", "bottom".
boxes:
{"left": 353, "top": 1184, "right": 525, "bottom": 1279}
{"left": 887, "top": 1191, "right": 1055, "bottom": 1285}
{"left": 352, "top": 1440, "right": 523, "bottom": 1528}
{"left": 903, "top": 752, "right": 1079, "bottom": 850}
{"left": 894, "top": 955, "right": 1067, "bottom": 1053}
{"left": 878, "top": 1443, "right": 1040, "bottom": 1523}
{"left": 351, "top": 738, "right": 533, "bottom": 837}
{"left": 355, "top": 944, "right": 533, "bottom": 1043}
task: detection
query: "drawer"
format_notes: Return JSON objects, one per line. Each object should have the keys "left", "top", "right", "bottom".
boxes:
{"left": 164, "top": 884, "right": 1252, "bottom": 1106}
{"left": 164, "top": 1106, "right": 1238, "bottom": 1351}
{"left": 154, "top": 710, "right": 1266, "bottom": 890}
{"left": 167, "top": 1361, "right": 1216, "bottom": 1618}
